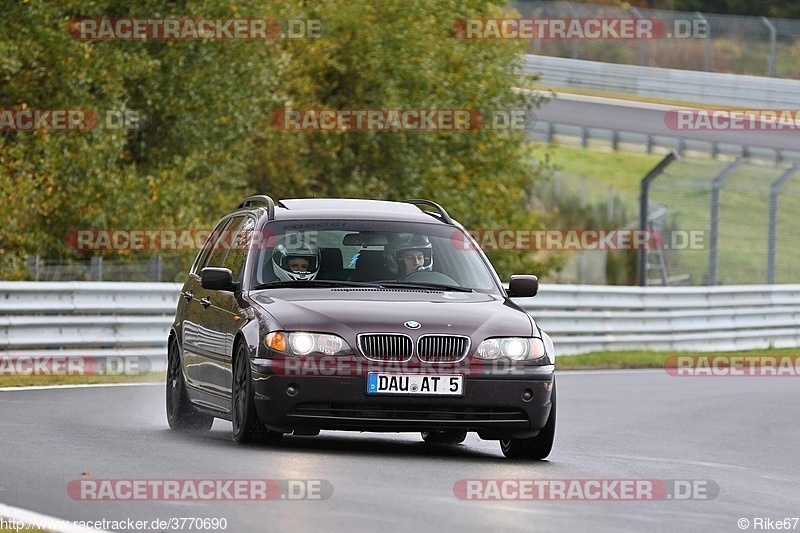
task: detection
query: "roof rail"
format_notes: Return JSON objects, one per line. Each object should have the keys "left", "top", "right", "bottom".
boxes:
{"left": 236, "top": 195, "right": 276, "bottom": 220}
{"left": 404, "top": 199, "right": 453, "bottom": 225}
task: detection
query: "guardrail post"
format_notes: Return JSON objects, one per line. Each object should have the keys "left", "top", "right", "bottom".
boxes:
{"left": 645, "top": 135, "right": 653, "bottom": 154}
{"left": 90, "top": 256, "right": 103, "bottom": 282}
{"left": 607, "top": 187, "right": 615, "bottom": 220}
{"left": 762, "top": 17, "right": 777, "bottom": 78}
{"left": 638, "top": 152, "right": 677, "bottom": 287}
{"left": 629, "top": 7, "right": 647, "bottom": 66}
{"left": 767, "top": 164, "right": 798, "bottom": 284}
{"left": 548, "top": 122, "right": 555, "bottom": 143}
{"left": 581, "top": 126, "right": 588, "bottom": 148}
{"left": 150, "top": 254, "right": 163, "bottom": 282}
{"left": 26, "top": 255, "right": 40, "bottom": 281}
{"left": 696, "top": 12, "right": 711, "bottom": 71}
{"left": 611, "top": 130, "right": 619, "bottom": 151}
{"left": 566, "top": 3, "right": 580, "bottom": 59}
{"left": 708, "top": 157, "right": 745, "bottom": 285}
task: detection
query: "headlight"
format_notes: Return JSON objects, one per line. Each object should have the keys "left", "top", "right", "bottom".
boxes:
{"left": 476, "top": 337, "right": 550, "bottom": 364}
{"left": 265, "top": 331, "right": 353, "bottom": 356}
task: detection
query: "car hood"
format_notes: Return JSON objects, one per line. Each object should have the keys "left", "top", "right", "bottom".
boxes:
{"left": 247, "top": 288, "right": 536, "bottom": 340}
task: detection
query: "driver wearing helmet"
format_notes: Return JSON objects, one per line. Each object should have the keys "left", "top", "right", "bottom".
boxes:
{"left": 392, "top": 235, "right": 433, "bottom": 280}
{"left": 271, "top": 235, "right": 320, "bottom": 281}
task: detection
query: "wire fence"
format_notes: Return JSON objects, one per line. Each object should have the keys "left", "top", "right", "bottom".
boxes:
{"left": 649, "top": 158, "right": 800, "bottom": 285}
{"left": 511, "top": 1, "right": 800, "bottom": 79}
{"left": 537, "top": 156, "right": 800, "bottom": 286}
{"left": 19, "top": 157, "right": 800, "bottom": 287}
{"left": 25, "top": 255, "right": 191, "bottom": 283}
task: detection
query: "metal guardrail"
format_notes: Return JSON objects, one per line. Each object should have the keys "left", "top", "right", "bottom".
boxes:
{"left": 517, "top": 284, "right": 800, "bottom": 354}
{"left": 0, "top": 282, "right": 181, "bottom": 374}
{"left": 2, "top": 283, "right": 800, "bottom": 364}
{"left": 528, "top": 121, "right": 800, "bottom": 164}
{"left": 524, "top": 55, "right": 800, "bottom": 108}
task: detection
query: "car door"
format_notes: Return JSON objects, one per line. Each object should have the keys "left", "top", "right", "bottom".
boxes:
{"left": 182, "top": 216, "right": 239, "bottom": 400}
{"left": 186, "top": 215, "right": 254, "bottom": 404}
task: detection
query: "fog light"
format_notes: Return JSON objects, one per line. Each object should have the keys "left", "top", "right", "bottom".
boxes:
{"left": 286, "top": 384, "right": 299, "bottom": 397}
{"left": 522, "top": 388, "right": 533, "bottom": 402}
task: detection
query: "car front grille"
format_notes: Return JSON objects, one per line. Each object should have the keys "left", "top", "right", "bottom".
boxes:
{"left": 417, "top": 335, "right": 470, "bottom": 363}
{"left": 290, "top": 403, "right": 528, "bottom": 422}
{"left": 357, "top": 334, "right": 413, "bottom": 361}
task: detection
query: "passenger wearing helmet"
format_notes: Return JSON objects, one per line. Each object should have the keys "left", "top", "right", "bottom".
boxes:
{"left": 272, "top": 235, "right": 320, "bottom": 281}
{"left": 393, "top": 235, "right": 433, "bottom": 279}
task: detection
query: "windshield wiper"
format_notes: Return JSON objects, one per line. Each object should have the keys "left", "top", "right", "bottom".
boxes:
{"left": 377, "top": 281, "right": 474, "bottom": 292}
{"left": 253, "top": 280, "right": 382, "bottom": 290}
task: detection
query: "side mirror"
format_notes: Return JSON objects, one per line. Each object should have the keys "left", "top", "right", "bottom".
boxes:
{"left": 201, "top": 267, "right": 234, "bottom": 291}
{"left": 507, "top": 275, "right": 538, "bottom": 298}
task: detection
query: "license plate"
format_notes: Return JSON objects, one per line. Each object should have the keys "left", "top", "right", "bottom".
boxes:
{"left": 366, "top": 373, "right": 464, "bottom": 396}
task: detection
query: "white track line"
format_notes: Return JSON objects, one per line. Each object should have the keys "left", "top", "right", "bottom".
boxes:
{"left": 0, "top": 502, "right": 111, "bottom": 533}
{"left": 552, "top": 91, "right": 688, "bottom": 112}
{"left": 0, "top": 382, "right": 162, "bottom": 392}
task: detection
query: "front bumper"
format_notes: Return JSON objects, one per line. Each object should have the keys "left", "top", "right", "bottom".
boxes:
{"left": 251, "top": 360, "right": 554, "bottom": 438}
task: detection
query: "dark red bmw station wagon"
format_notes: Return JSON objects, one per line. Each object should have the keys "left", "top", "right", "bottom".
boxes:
{"left": 167, "top": 196, "right": 556, "bottom": 459}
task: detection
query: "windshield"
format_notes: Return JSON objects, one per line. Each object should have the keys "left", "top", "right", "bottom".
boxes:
{"left": 248, "top": 220, "right": 501, "bottom": 294}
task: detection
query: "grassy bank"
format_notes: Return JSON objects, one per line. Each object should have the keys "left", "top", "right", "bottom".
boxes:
{"left": 557, "top": 348, "right": 799, "bottom": 370}
{"left": 0, "top": 373, "right": 165, "bottom": 389}
{"left": 538, "top": 144, "right": 800, "bottom": 285}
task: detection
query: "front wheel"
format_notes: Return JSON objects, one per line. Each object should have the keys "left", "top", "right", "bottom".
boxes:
{"left": 166, "top": 338, "right": 214, "bottom": 432}
{"left": 231, "top": 341, "right": 282, "bottom": 445}
{"left": 500, "top": 381, "right": 556, "bottom": 460}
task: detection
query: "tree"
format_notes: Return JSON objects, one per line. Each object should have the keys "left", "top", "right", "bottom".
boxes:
{"left": 0, "top": 0, "right": 279, "bottom": 278}
{"left": 1, "top": 0, "right": 556, "bottom": 281}
{"left": 249, "top": 0, "right": 557, "bottom": 279}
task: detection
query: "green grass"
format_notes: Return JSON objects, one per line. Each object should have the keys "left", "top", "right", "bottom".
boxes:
{"left": 557, "top": 347, "right": 800, "bottom": 370}
{"left": 0, "top": 372, "right": 165, "bottom": 388}
{"left": 538, "top": 144, "right": 800, "bottom": 285}
{"left": 535, "top": 86, "right": 731, "bottom": 109}
{"left": 545, "top": 145, "right": 662, "bottom": 197}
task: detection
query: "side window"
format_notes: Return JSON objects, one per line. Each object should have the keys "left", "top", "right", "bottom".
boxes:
{"left": 192, "top": 218, "right": 233, "bottom": 275}
{"left": 204, "top": 216, "right": 244, "bottom": 270}
{"left": 221, "top": 217, "right": 255, "bottom": 283}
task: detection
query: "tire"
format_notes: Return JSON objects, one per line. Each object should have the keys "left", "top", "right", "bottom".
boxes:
{"left": 500, "top": 381, "right": 556, "bottom": 460}
{"left": 166, "top": 337, "right": 214, "bottom": 432}
{"left": 231, "top": 340, "right": 283, "bottom": 445}
{"left": 421, "top": 430, "right": 468, "bottom": 445}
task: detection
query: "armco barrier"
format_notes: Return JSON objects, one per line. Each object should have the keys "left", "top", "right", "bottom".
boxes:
{"left": 516, "top": 284, "right": 800, "bottom": 354}
{"left": 0, "top": 282, "right": 181, "bottom": 374}
{"left": 524, "top": 55, "right": 800, "bottom": 108}
{"left": 1, "top": 283, "right": 799, "bottom": 367}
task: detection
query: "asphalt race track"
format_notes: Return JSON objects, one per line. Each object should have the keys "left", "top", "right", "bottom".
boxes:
{"left": 534, "top": 95, "right": 800, "bottom": 153}
{"left": 1, "top": 371, "right": 798, "bottom": 533}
